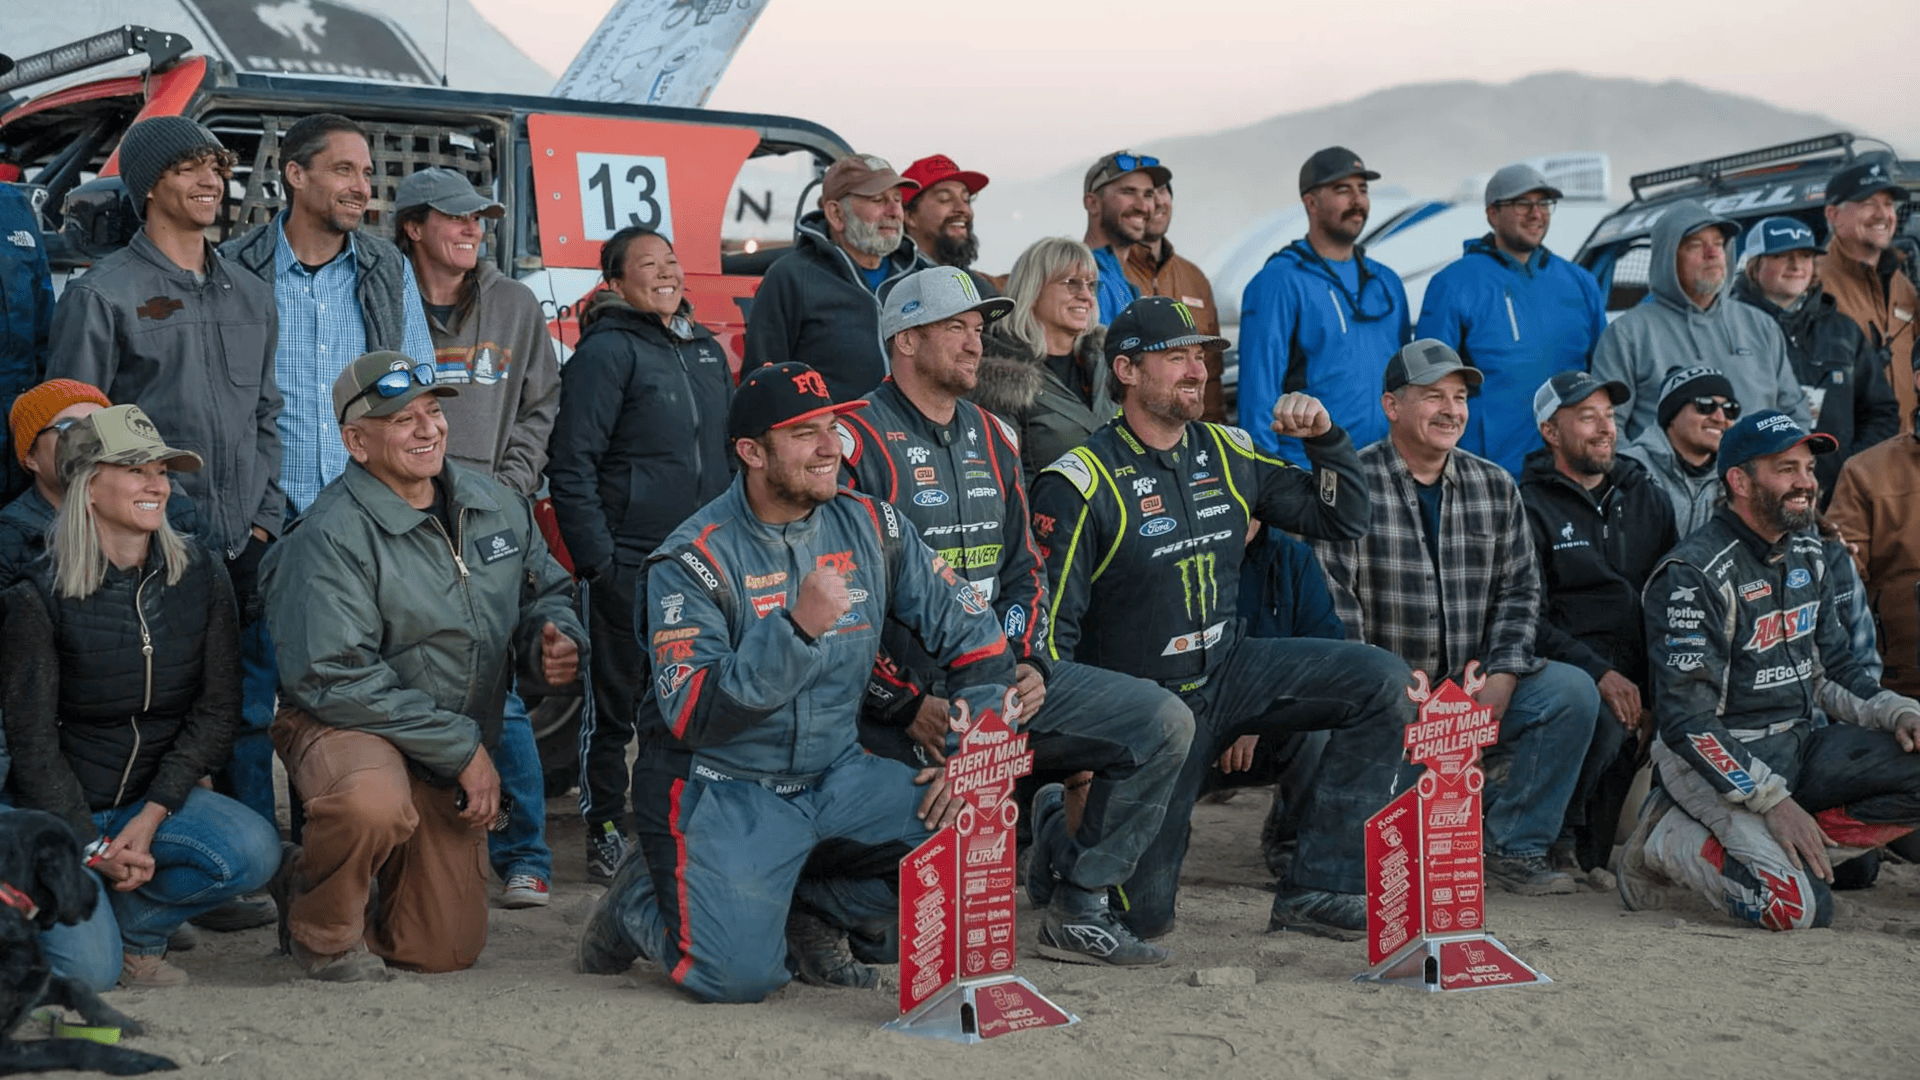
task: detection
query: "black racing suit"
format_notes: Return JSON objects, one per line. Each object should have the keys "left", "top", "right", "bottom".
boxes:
{"left": 838, "top": 380, "right": 1193, "bottom": 894}
{"left": 1030, "top": 416, "right": 1419, "bottom": 933}
{"left": 1642, "top": 507, "right": 1920, "bottom": 929}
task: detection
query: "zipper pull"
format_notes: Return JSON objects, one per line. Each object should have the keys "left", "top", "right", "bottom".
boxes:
{"left": 454, "top": 553, "right": 470, "bottom": 578}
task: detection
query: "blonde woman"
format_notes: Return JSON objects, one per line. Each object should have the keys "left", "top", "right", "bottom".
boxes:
{"left": 0, "top": 405, "right": 279, "bottom": 987}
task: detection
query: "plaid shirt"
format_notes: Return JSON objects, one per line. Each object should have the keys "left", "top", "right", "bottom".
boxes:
{"left": 270, "top": 223, "right": 434, "bottom": 511}
{"left": 1314, "top": 439, "right": 1542, "bottom": 682}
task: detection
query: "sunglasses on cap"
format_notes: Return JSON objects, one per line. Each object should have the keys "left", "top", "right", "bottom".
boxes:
{"left": 1112, "top": 153, "right": 1159, "bottom": 173}
{"left": 33, "top": 416, "right": 81, "bottom": 443}
{"left": 1690, "top": 398, "right": 1741, "bottom": 419}
{"left": 339, "top": 363, "right": 437, "bottom": 424}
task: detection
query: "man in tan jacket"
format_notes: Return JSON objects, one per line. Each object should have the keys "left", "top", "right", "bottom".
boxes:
{"left": 1829, "top": 354, "right": 1920, "bottom": 696}
{"left": 1124, "top": 181, "right": 1226, "bottom": 421}
{"left": 1818, "top": 159, "right": 1916, "bottom": 430}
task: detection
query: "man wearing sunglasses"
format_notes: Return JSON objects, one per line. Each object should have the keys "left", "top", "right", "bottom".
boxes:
{"left": 1619, "top": 365, "right": 1742, "bottom": 538}
{"left": 1239, "top": 147, "right": 1412, "bottom": 467}
{"left": 1590, "top": 201, "right": 1810, "bottom": 441}
{"left": 1081, "top": 151, "right": 1170, "bottom": 324}
{"left": 261, "top": 350, "right": 586, "bottom": 981}
{"left": 1416, "top": 164, "right": 1608, "bottom": 476}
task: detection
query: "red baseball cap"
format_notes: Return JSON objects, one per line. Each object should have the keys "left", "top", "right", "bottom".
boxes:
{"left": 901, "top": 154, "right": 990, "bottom": 200}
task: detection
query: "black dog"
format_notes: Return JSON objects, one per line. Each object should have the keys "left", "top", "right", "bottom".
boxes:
{"left": 0, "top": 808, "right": 176, "bottom": 1075}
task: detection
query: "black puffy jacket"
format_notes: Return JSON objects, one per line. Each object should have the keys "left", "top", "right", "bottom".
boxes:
{"left": 1732, "top": 275, "right": 1899, "bottom": 501}
{"left": 547, "top": 294, "right": 734, "bottom": 574}
{"left": 1519, "top": 449, "right": 1678, "bottom": 687}
{"left": 1, "top": 542, "right": 240, "bottom": 840}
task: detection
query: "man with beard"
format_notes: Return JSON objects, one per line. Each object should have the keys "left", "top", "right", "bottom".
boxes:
{"left": 1032, "top": 295, "right": 1420, "bottom": 941}
{"left": 1623, "top": 410, "right": 1920, "bottom": 931}
{"left": 1416, "top": 164, "right": 1608, "bottom": 474}
{"left": 838, "top": 268, "right": 1193, "bottom": 966}
{"left": 743, "top": 154, "right": 927, "bottom": 401}
{"left": 1817, "top": 159, "right": 1917, "bottom": 432}
{"left": 900, "top": 154, "right": 1002, "bottom": 297}
{"left": 576, "top": 362, "right": 1013, "bottom": 1002}
{"left": 1313, "top": 340, "right": 1596, "bottom": 897}
{"left": 1124, "top": 180, "right": 1227, "bottom": 422}
{"left": 1590, "top": 201, "right": 1808, "bottom": 440}
{"left": 1519, "top": 371, "right": 1677, "bottom": 872}
{"left": 1081, "top": 150, "right": 1171, "bottom": 323}
{"left": 1239, "top": 147, "right": 1411, "bottom": 465}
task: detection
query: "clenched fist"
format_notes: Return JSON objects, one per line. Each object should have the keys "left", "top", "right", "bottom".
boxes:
{"left": 791, "top": 567, "right": 852, "bottom": 638}
{"left": 1270, "top": 392, "right": 1332, "bottom": 439}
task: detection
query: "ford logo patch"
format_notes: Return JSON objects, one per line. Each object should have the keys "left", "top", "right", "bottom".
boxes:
{"left": 913, "top": 489, "right": 950, "bottom": 507}
{"left": 1786, "top": 568, "right": 1811, "bottom": 589}
{"left": 1139, "top": 517, "right": 1177, "bottom": 537}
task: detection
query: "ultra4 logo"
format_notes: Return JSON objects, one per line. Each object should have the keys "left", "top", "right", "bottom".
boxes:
{"left": 1745, "top": 600, "right": 1818, "bottom": 653}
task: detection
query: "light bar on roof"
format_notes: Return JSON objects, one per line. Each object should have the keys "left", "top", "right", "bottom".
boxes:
{"left": 1629, "top": 133, "right": 1854, "bottom": 196}
{"left": 0, "top": 26, "right": 192, "bottom": 94}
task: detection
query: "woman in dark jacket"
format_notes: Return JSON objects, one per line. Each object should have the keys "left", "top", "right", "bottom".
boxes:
{"left": 545, "top": 226, "right": 734, "bottom": 878}
{"left": 0, "top": 405, "right": 279, "bottom": 988}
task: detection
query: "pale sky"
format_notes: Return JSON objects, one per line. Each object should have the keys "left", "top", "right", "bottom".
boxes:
{"left": 471, "top": 0, "right": 1912, "bottom": 180}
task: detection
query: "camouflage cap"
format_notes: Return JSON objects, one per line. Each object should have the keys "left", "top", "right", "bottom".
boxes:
{"left": 56, "top": 404, "right": 203, "bottom": 486}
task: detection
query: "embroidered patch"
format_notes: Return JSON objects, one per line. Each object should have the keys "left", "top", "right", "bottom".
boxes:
{"left": 474, "top": 529, "right": 521, "bottom": 565}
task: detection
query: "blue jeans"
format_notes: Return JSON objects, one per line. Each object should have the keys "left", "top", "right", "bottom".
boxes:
{"left": 229, "top": 614, "right": 279, "bottom": 822}
{"left": 1481, "top": 660, "right": 1599, "bottom": 860}
{"left": 488, "top": 686, "right": 552, "bottom": 881}
{"left": 90, "top": 788, "right": 281, "bottom": 955}
{"left": 0, "top": 803, "right": 119, "bottom": 991}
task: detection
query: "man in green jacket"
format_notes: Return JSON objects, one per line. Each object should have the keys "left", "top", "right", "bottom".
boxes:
{"left": 261, "top": 351, "right": 587, "bottom": 982}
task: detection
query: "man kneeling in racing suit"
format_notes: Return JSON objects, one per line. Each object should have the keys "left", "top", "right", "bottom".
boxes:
{"left": 840, "top": 267, "right": 1194, "bottom": 966}
{"left": 577, "top": 362, "right": 1014, "bottom": 1002}
{"left": 1031, "top": 296, "right": 1421, "bottom": 940}
{"left": 1626, "top": 410, "right": 1920, "bottom": 929}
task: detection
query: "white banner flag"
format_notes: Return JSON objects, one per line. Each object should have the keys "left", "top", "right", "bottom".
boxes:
{"left": 551, "top": 0, "right": 768, "bottom": 108}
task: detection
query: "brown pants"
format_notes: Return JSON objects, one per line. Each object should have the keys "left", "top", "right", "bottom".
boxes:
{"left": 271, "top": 709, "right": 488, "bottom": 973}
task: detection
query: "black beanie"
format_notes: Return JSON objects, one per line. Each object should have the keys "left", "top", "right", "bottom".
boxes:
{"left": 1657, "top": 364, "right": 1737, "bottom": 429}
{"left": 118, "top": 116, "right": 223, "bottom": 219}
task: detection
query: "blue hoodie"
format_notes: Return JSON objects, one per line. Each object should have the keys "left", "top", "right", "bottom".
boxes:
{"left": 1415, "top": 236, "right": 1607, "bottom": 475}
{"left": 1237, "top": 239, "right": 1410, "bottom": 464}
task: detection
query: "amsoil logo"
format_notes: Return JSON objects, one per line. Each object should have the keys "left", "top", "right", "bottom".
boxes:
{"left": 1688, "top": 733, "right": 1755, "bottom": 794}
{"left": 1745, "top": 600, "right": 1817, "bottom": 652}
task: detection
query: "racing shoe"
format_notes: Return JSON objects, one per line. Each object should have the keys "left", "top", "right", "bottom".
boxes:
{"left": 1617, "top": 790, "right": 1683, "bottom": 912}
{"left": 786, "top": 909, "right": 878, "bottom": 989}
{"left": 1268, "top": 887, "right": 1365, "bottom": 941}
{"left": 586, "top": 821, "right": 631, "bottom": 886}
{"left": 1485, "top": 853, "right": 1577, "bottom": 896}
{"left": 1025, "top": 783, "right": 1066, "bottom": 909}
{"left": 578, "top": 851, "right": 655, "bottom": 975}
{"left": 1037, "top": 885, "right": 1170, "bottom": 967}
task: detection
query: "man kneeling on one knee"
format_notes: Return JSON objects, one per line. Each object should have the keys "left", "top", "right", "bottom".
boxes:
{"left": 262, "top": 351, "right": 587, "bottom": 980}
{"left": 1625, "top": 411, "right": 1920, "bottom": 929}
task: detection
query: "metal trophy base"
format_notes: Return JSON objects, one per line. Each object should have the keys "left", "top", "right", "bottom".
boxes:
{"left": 1355, "top": 932, "right": 1551, "bottom": 993}
{"left": 883, "top": 975, "right": 1078, "bottom": 1044}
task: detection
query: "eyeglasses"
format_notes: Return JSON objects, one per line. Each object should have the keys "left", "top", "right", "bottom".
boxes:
{"left": 1112, "top": 153, "right": 1159, "bottom": 173}
{"left": 1052, "top": 275, "right": 1099, "bottom": 295}
{"left": 1689, "top": 398, "right": 1741, "bottom": 419}
{"left": 1497, "top": 198, "right": 1557, "bottom": 213}
{"left": 339, "top": 363, "right": 437, "bottom": 424}
{"left": 33, "top": 416, "right": 81, "bottom": 443}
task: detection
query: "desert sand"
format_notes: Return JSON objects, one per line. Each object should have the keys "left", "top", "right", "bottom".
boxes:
{"left": 25, "top": 791, "right": 1920, "bottom": 1080}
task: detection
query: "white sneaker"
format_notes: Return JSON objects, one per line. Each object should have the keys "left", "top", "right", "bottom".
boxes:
{"left": 502, "top": 873, "right": 551, "bottom": 909}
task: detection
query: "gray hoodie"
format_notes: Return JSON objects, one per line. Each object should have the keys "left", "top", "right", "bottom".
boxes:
{"left": 1590, "top": 200, "right": 1810, "bottom": 440}
{"left": 1617, "top": 426, "right": 1719, "bottom": 540}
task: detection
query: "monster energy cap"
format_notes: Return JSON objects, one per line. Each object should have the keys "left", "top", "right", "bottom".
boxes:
{"left": 1103, "top": 296, "right": 1231, "bottom": 360}
{"left": 880, "top": 266, "right": 1014, "bottom": 340}
{"left": 56, "top": 403, "right": 203, "bottom": 486}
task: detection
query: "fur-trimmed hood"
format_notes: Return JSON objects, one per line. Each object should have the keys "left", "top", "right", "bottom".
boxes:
{"left": 971, "top": 323, "right": 1107, "bottom": 420}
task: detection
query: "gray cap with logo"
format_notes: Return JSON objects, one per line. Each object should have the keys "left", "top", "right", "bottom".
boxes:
{"left": 880, "top": 267, "right": 1014, "bottom": 340}
{"left": 1383, "top": 339, "right": 1483, "bottom": 394}
{"left": 56, "top": 404, "right": 204, "bottom": 486}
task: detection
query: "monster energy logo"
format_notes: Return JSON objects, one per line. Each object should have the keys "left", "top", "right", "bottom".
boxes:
{"left": 1173, "top": 302, "right": 1195, "bottom": 329}
{"left": 1175, "top": 551, "right": 1219, "bottom": 620}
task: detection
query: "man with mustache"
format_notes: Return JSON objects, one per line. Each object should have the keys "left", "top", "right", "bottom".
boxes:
{"left": 900, "top": 154, "right": 1002, "bottom": 298}
{"left": 1313, "top": 340, "right": 1597, "bottom": 898}
{"left": 1081, "top": 150, "right": 1170, "bottom": 324}
{"left": 1519, "top": 371, "right": 1676, "bottom": 873}
{"left": 1125, "top": 180, "right": 1228, "bottom": 422}
{"left": 1590, "top": 201, "right": 1808, "bottom": 440}
{"left": 1817, "top": 159, "right": 1917, "bottom": 432}
{"left": 743, "top": 154, "right": 927, "bottom": 401}
{"left": 1624, "top": 411, "right": 1920, "bottom": 931}
{"left": 1238, "top": 147, "right": 1412, "bottom": 466}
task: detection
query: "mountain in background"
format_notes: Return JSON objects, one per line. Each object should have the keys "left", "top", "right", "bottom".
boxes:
{"left": 971, "top": 72, "right": 1891, "bottom": 272}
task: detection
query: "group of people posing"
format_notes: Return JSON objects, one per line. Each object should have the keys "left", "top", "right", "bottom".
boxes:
{"left": 2, "top": 112, "right": 1919, "bottom": 1009}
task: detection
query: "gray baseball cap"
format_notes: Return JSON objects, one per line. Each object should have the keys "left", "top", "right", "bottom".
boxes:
{"left": 881, "top": 267, "right": 1014, "bottom": 341}
{"left": 395, "top": 167, "right": 504, "bottom": 219}
{"left": 1484, "top": 163, "right": 1564, "bottom": 208}
{"left": 1383, "top": 339, "right": 1483, "bottom": 394}
{"left": 1533, "top": 370, "right": 1627, "bottom": 425}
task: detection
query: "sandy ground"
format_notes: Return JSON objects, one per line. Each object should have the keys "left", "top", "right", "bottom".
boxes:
{"left": 20, "top": 790, "right": 1920, "bottom": 1080}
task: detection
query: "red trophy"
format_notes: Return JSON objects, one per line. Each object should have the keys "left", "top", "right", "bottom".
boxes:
{"left": 886, "top": 697, "right": 1077, "bottom": 1042}
{"left": 1358, "top": 663, "right": 1551, "bottom": 991}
